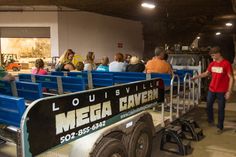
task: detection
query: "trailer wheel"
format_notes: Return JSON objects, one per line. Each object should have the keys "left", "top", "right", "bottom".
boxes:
{"left": 91, "top": 137, "right": 128, "bottom": 157}
{"left": 128, "top": 122, "right": 152, "bottom": 157}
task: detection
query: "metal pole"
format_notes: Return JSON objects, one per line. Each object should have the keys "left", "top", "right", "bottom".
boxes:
{"left": 87, "top": 70, "right": 94, "bottom": 89}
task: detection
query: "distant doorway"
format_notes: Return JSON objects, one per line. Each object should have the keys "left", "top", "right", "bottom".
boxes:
{"left": 1, "top": 38, "right": 51, "bottom": 58}
{"left": 0, "top": 27, "right": 51, "bottom": 69}
{"left": 1, "top": 38, "right": 51, "bottom": 69}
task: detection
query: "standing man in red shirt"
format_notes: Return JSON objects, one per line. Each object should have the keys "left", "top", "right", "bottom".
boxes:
{"left": 192, "top": 46, "right": 234, "bottom": 134}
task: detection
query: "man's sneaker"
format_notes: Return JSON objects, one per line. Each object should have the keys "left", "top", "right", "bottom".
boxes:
{"left": 216, "top": 129, "right": 223, "bottom": 135}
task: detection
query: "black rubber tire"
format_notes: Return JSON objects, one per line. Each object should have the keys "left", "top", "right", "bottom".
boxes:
{"left": 128, "top": 122, "right": 153, "bottom": 157}
{"left": 91, "top": 137, "right": 128, "bottom": 157}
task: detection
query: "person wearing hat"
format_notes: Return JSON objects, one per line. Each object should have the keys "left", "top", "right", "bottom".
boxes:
{"left": 192, "top": 46, "right": 234, "bottom": 134}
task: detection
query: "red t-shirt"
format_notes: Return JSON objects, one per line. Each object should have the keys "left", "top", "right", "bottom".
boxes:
{"left": 207, "top": 59, "right": 232, "bottom": 92}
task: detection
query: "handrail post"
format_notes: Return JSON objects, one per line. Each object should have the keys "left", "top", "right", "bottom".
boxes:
{"left": 57, "top": 76, "right": 63, "bottom": 94}
{"left": 161, "top": 102, "right": 165, "bottom": 127}
{"left": 87, "top": 70, "right": 94, "bottom": 89}
{"left": 10, "top": 81, "right": 18, "bottom": 97}
{"left": 31, "top": 75, "right": 36, "bottom": 83}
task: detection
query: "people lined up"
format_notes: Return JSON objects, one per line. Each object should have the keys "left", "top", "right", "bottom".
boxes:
{"left": 52, "top": 47, "right": 173, "bottom": 74}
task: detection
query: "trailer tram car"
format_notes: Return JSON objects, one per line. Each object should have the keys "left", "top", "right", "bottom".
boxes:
{"left": 0, "top": 70, "right": 201, "bottom": 157}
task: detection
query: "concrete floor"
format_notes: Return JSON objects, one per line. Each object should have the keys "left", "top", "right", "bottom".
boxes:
{"left": 151, "top": 106, "right": 236, "bottom": 157}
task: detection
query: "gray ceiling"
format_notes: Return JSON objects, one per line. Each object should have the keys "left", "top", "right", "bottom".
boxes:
{"left": 0, "top": 0, "right": 235, "bottom": 39}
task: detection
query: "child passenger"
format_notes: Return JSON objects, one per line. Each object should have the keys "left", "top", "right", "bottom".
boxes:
{"left": 32, "top": 59, "right": 48, "bottom": 75}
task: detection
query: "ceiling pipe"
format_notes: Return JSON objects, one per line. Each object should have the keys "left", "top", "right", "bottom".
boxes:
{"left": 0, "top": 5, "right": 79, "bottom": 12}
{"left": 232, "top": 0, "right": 236, "bottom": 13}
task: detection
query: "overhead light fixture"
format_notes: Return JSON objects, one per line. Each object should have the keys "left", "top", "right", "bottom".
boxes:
{"left": 197, "top": 36, "right": 200, "bottom": 39}
{"left": 225, "top": 23, "right": 233, "bottom": 27}
{"left": 216, "top": 32, "right": 221, "bottom": 36}
{"left": 141, "top": 2, "right": 156, "bottom": 9}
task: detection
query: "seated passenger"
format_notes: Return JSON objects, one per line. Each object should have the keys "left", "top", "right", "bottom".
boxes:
{"left": 126, "top": 56, "right": 145, "bottom": 72}
{"left": 145, "top": 47, "right": 172, "bottom": 74}
{"left": 32, "top": 59, "right": 48, "bottom": 92}
{"left": 124, "top": 53, "right": 132, "bottom": 65}
{"left": 32, "top": 59, "right": 48, "bottom": 75}
{"left": 0, "top": 66, "right": 15, "bottom": 81}
{"left": 109, "top": 53, "right": 126, "bottom": 72}
{"left": 96, "top": 56, "right": 109, "bottom": 72}
{"left": 63, "top": 63, "right": 75, "bottom": 71}
{"left": 163, "top": 53, "right": 173, "bottom": 71}
{"left": 84, "top": 51, "right": 96, "bottom": 71}
{"left": 75, "top": 61, "right": 84, "bottom": 71}
{"left": 56, "top": 49, "right": 75, "bottom": 71}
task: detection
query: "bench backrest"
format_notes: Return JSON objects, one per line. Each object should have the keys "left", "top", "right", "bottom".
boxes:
{"left": 175, "top": 69, "right": 193, "bottom": 76}
{"left": 112, "top": 72, "right": 146, "bottom": 84}
{"left": 35, "top": 75, "right": 58, "bottom": 91}
{"left": 18, "top": 74, "right": 32, "bottom": 82}
{"left": 0, "top": 94, "right": 25, "bottom": 127}
{"left": 68, "top": 71, "right": 114, "bottom": 87}
{"left": 91, "top": 72, "right": 113, "bottom": 87}
{"left": 0, "top": 80, "right": 43, "bottom": 101}
{"left": 67, "top": 71, "right": 148, "bottom": 87}
{"left": 20, "top": 74, "right": 86, "bottom": 94}
{"left": 67, "top": 72, "right": 88, "bottom": 84}
{"left": 16, "top": 81, "right": 43, "bottom": 101}
{"left": 67, "top": 72, "right": 85, "bottom": 78}
{"left": 51, "top": 71, "right": 66, "bottom": 76}
{"left": 151, "top": 73, "right": 172, "bottom": 87}
{"left": 61, "top": 76, "right": 85, "bottom": 92}
{"left": 0, "top": 80, "right": 13, "bottom": 96}
{"left": 19, "top": 74, "right": 59, "bottom": 90}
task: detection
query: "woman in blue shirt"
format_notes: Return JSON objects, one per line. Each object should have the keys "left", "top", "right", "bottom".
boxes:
{"left": 96, "top": 56, "right": 109, "bottom": 72}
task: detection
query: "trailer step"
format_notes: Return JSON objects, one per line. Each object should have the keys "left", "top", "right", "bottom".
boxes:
{"left": 181, "top": 118, "right": 204, "bottom": 141}
{"left": 160, "top": 124, "right": 192, "bottom": 156}
{"left": 182, "top": 139, "right": 192, "bottom": 155}
{"left": 173, "top": 118, "right": 204, "bottom": 141}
